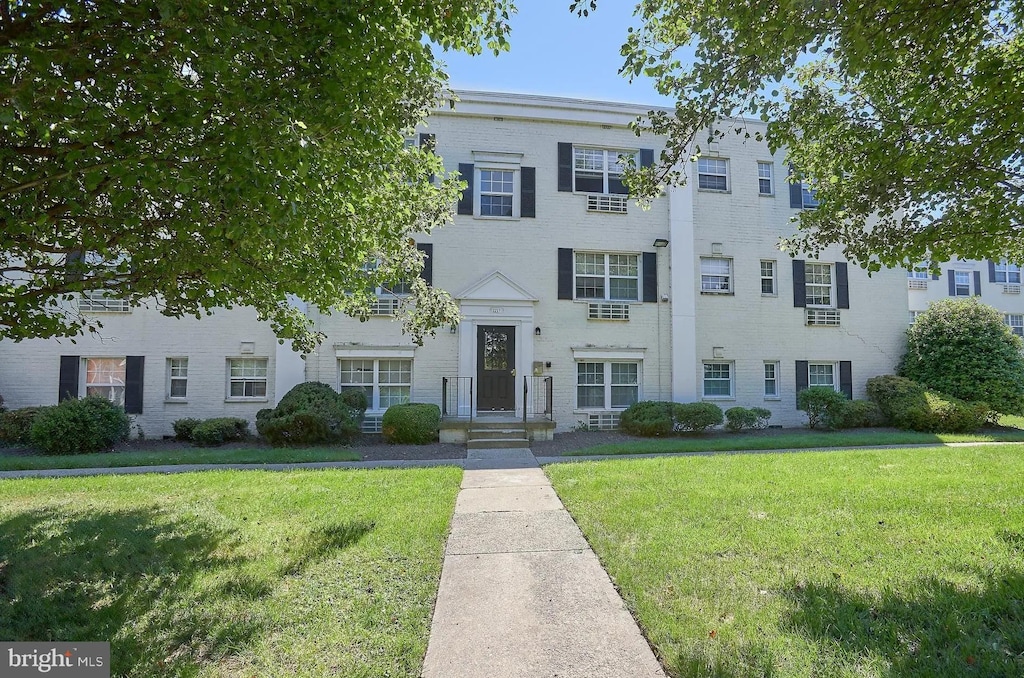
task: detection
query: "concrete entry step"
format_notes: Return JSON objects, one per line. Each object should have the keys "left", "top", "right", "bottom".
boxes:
{"left": 466, "top": 447, "right": 535, "bottom": 460}
{"left": 468, "top": 428, "right": 528, "bottom": 439}
{"left": 466, "top": 438, "right": 531, "bottom": 450}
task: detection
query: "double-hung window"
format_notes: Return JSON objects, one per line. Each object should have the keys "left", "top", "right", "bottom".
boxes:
{"left": 908, "top": 266, "right": 930, "bottom": 280}
{"left": 701, "top": 257, "right": 732, "bottom": 293}
{"left": 760, "top": 260, "right": 777, "bottom": 295}
{"left": 808, "top": 363, "right": 836, "bottom": 389}
{"left": 764, "top": 362, "right": 780, "bottom": 398}
{"left": 85, "top": 357, "right": 127, "bottom": 405}
{"left": 228, "top": 358, "right": 267, "bottom": 398}
{"left": 702, "top": 362, "right": 733, "bottom": 398}
{"left": 995, "top": 260, "right": 1022, "bottom": 284}
{"left": 805, "top": 263, "right": 834, "bottom": 307}
{"left": 800, "top": 181, "right": 819, "bottom": 208}
{"left": 167, "top": 358, "right": 188, "bottom": 399}
{"left": 574, "top": 252, "right": 639, "bottom": 301}
{"left": 757, "top": 162, "right": 773, "bottom": 195}
{"left": 479, "top": 169, "right": 515, "bottom": 217}
{"left": 576, "top": 362, "right": 639, "bottom": 409}
{"left": 573, "top": 147, "right": 631, "bottom": 194}
{"left": 697, "top": 158, "right": 728, "bottom": 191}
{"left": 1005, "top": 314, "right": 1024, "bottom": 337}
{"left": 340, "top": 358, "right": 412, "bottom": 411}
{"left": 954, "top": 271, "right": 971, "bottom": 296}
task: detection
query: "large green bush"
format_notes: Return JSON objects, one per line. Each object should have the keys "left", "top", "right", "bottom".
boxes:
{"left": 172, "top": 417, "right": 202, "bottom": 441}
{"left": 866, "top": 375, "right": 988, "bottom": 433}
{"left": 673, "top": 402, "right": 724, "bottom": 432}
{"left": 382, "top": 403, "right": 440, "bottom": 444}
{"left": 619, "top": 401, "right": 723, "bottom": 436}
{"left": 797, "top": 387, "right": 851, "bottom": 429}
{"left": 256, "top": 382, "right": 365, "bottom": 447}
{"left": 0, "top": 407, "right": 48, "bottom": 444}
{"left": 29, "top": 396, "right": 130, "bottom": 455}
{"left": 900, "top": 298, "right": 1024, "bottom": 414}
{"left": 724, "top": 406, "right": 772, "bottom": 432}
{"left": 190, "top": 417, "right": 250, "bottom": 446}
{"left": 827, "top": 399, "right": 888, "bottom": 430}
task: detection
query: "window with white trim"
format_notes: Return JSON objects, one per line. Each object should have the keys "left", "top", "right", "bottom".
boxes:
{"left": 702, "top": 362, "right": 733, "bottom": 398}
{"left": 995, "top": 260, "right": 1022, "bottom": 284}
{"left": 954, "top": 270, "right": 971, "bottom": 296}
{"left": 757, "top": 162, "right": 773, "bottom": 195}
{"left": 760, "top": 260, "right": 776, "bottom": 295}
{"left": 701, "top": 257, "right": 732, "bottom": 293}
{"left": 228, "top": 358, "right": 268, "bottom": 398}
{"left": 79, "top": 290, "right": 130, "bottom": 313}
{"left": 340, "top": 358, "right": 412, "bottom": 411}
{"left": 697, "top": 157, "right": 728, "bottom": 191}
{"left": 574, "top": 252, "right": 639, "bottom": 301}
{"left": 85, "top": 357, "right": 126, "bottom": 405}
{"left": 805, "top": 262, "right": 834, "bottom": 307}
{"left": 167, "top": 358, "right": 188, "bottom": 399}
{"left": 907, "top": 265, "right": 930, "bottom": 279}
{"left": 1005, "top": 314, "right": 1024, "bottom": 337}
{"left": 360, "top": 260, "right": 411, "bottom": 297}
{"left": 573, "top": 147, "right": 633, "bottom": 194}
{"left": 808, "top": 363, "right": 836, "bottom": 389}
{"left": 800, "top": 180, "right": 819, "bottom": 208}
{"left": 576, "top": 361, "right": 639, "bottom": 409}
{"left": 764, "top": 361, "right": 779, "bottom": 398}
{"left": 479, "top": 169, "right": 516, "bottom": 217}
{"left": 909, "top": 310, "right": 924, "bottom": 325}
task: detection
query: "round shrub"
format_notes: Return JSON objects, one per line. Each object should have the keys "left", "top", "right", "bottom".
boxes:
{"left": 191, "top": 417, "right": 249, "bottom": 447}
{"left": 724, "top": 407, "right": 757, "bottom": 432}
{"left": 256, "top": 382, "right": 362, "bottom": 446}
{"left": 827, "top": 399, "right": 887, "bottom": 430}
{"left": 866, "top": 375, "right": 987, "bottom": 433}
{"left": 29, "top": 396, "right": 130, "bottom": 455}
{"left": 671, "top": 402, "right": 724, "bottom": 432}
{"left": 172, "top": 417, "right": 202, "bottom": 441}
{"left": 0, "top": 407, "right": 48, "bottom": 444}
{"left": 797, "top": 387, "right": 850, "bottom": 429}
{"left": 260, "top": 413, "right": 330, "bottom": 447}
{"left": 620, "top": 401, "right": 673, "bottom": 437}
{"left": 382, "top": 403, "right": 441, "bottom": 444}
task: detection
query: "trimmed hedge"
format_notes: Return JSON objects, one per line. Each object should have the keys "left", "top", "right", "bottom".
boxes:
{"left": 382, "top": 403, "right": 441, "bottom": 444}
{"left": 724, "top": 406, "right": 772, "bottom": 432}
{"left": 190, "top": 417, "right": 250, "bottom": 446}
{"left": 0, "top": 407, "right": 48, "bottom": 445}
{"left": 29, "top": 396, "right": 131, "bottom": 455}
{"left": 256, "top": 382, "right": 365, "bottom": 447}
{"left": 619, "top": 401, "right": 724, "bottom": 436}
{"left": 866, "top": 375, "right": 988, "bottom": 433}
{"left": 172, "top": 417, "right": 202, "bottom": 441}
{"left": 797, "top": 387, "right": 851, "bottom": 429}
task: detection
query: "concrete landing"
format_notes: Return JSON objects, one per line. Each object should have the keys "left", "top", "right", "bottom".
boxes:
{"left": 422, "top": 448, "right": 665, "bottom": 677}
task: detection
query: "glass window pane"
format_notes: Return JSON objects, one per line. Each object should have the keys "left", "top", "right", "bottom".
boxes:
{"left": 577, "top": 385, "right": 605, "bottom": 408}
{"left": 611, "top": 386, "right": 638, "bottom": 408}
{"left": 608, "top": 278, "right": 638, "bottom": 300}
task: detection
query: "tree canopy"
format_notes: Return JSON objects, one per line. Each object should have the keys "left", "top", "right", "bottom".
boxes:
{"left": 574, "top": 0, "right": 1024, "bottom": 270}
{"left": 1, "top": 1, "right": 513, "bottom": 352}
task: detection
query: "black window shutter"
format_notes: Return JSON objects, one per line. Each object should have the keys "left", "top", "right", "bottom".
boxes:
{"left": 932, "top": 272, "right": 940, "bottom": 281}
{"left": 988, "top": 259, "right": 997, "bottom": 282}
{"left": 521, "top": 167, "right": 536, "bottom": 218}
{"left": 789, "top": 164, "right": 803, "bottom": 208}
{"left": 947, "top": 270, "right": 956, "bottom": 296}
{"left": 639, "top": 148, "right": 654, "bottom": 168}
{"left": 974, "top": 270, "right": 982, "bottom": 296}
{"left": 557, "top": 248, "right": 573, "bottom": 300}
{"left": 795, "top": 360, "right": 809, "bottom": 408}
{"left": 836, "top": 262, "right": 850, "bottom": 309}
{"left": 557, "top": 143, "right": 573, "bottom": 192}
{"left": 125, "top": 356, "right": 145, "bottom": 414}
{"left": 839, "top": 361, "right": 853, "bottom": 400}
{"left": 417, "top": 243, "right": 433, "bottom": 286}
{"left": 418, "top": 133, "right": 435, "bottom": 153}
{"left": 457, "top": 163, "right": 474, "bottom": 215}
{"left": 792, "top": 259, "right": 806, "bottom": 307}
{"left": 58, "top": 355, "right": 80, "bottom": 402}
{"left": 642, "top": 252, "right": 657, "bottom": 302}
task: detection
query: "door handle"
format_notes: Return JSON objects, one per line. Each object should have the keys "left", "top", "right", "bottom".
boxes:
{"left": 510, "top": 369, "right": 516, "bottom": 377}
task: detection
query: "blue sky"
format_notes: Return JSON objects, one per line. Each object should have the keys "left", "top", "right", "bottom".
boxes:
{"left": 438, "top": 1, "right": 677, "bottom": 106}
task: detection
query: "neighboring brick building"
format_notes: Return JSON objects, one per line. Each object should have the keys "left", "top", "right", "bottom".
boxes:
{"left": 907, "top": 258, "right": 1024, "bottom": 338}
{"left": 0, "top": 91, "right": 910, "bottom": 437}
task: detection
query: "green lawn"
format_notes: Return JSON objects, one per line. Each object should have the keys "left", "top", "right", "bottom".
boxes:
{"left": 565, "top": 427, "right": 1024, "bottom": 456}
{"left": 0, "top": 445, "right": 360, "bottom": 471}
{"left": 0, "top": 467, "right": 461, "bottom": 677}
{"left": 546, "top": 446, "right": 1024, "bottom": 677}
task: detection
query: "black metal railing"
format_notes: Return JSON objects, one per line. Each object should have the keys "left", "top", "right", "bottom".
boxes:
{"left": 441, "top": 376, "right": 473, "bottom": 420}
{"left": 525, "top": 375, "right": 553, "bottom": 422}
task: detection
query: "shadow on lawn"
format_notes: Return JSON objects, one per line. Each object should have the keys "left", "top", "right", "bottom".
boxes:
{"left": 782, "top": 570, "right": 1024, "bottom": 676}
{"left": 0, "top": 507, "right": 373, "bottom": 676}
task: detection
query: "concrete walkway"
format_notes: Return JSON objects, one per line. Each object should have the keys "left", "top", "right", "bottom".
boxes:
{"left": 421, "top": 447, "right": 665, "bottom": 678}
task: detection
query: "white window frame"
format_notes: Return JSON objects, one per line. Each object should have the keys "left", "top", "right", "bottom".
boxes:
{"left": 697, "top": 157, "right": 729, "bottom": 191}
{"left": 1005, "top": 314, "right": 1024, "bottom": 337}
{"left": 995, "top": 260, "right": 1022, "bottom": 284}
{"left": 909, "top": 310, "right": 924, "bottom": 325}
{"left": 764, "top": 361, "right": 780, "bottom": 399}
{"left": 477, "top": 167, "right": 518, "bottom": 218}
{"left": 360, "top": 260, "right": 411, "bottom": 298}
{"left": 702, "top": 361, "right": 734, "bottom": 399}
{"left": 760, "top": 260, "right": 777, "bottom": 296}
{"left": 573, "top": 146, "right": 634, "bottom": 195}
{"left": 79, "top": 290, "right": 131, "bottom": 313}
{"left": 575, "top": 361, "right": 640, "bottom": 410}
{"left": 757, "top": 161, "right": 774, "bottom": 195}
{"left": 166, "top": 357, "right": 188, "bottom": 400}
{"left": 808, "top": 362, "right": 838, "bottom": 390}
{"left": 573, "top": 251, "right": 640, "bottom": 301}
{"left": 700, "top": 257, "right": 733, "bottom": 294}
{"left": 805, "top": 262, "right": 835, "bottom": 308}
{"left": 83, "top": 357, "right": 127, "bottom": 406}
{"left": 339, "top": 358, "right": 413, "bottom": 413}
{"left": 954, "top": 270, "right": 971, "bottom": 296}
{"left": 801, "top": 181, "right": 819, "bottom": 208}
{"left": 907, "top": 265, "right": 930, "bottom": 279}
{"left": 227, "top": 357, "right": 268, "bottom": 400}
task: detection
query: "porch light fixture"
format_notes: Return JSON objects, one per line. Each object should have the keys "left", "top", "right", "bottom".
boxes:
{"left": 449, "top": 324, "right": 457, "bottom": 334}
{"left": 534, "top": 327, "right": 542, "bottom": 336}
{"left": 653, "top": 238, "right": 669, "bottom": 248}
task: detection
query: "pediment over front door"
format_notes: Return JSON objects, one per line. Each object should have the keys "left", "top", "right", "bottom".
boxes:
{"left": 455, "top": 270, "right": 539, "bottom": 303}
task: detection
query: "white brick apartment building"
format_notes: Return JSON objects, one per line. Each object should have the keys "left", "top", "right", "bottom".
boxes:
{"left": 907, "top": 258, "right": 1024, "bottom": 337}
{"left": 0, "top": 91, "right": 910, "bottom": 437}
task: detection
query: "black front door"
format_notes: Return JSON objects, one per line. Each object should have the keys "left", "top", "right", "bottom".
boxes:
{"left": 477, "top": 325, "right": 516, "bottom": 411}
